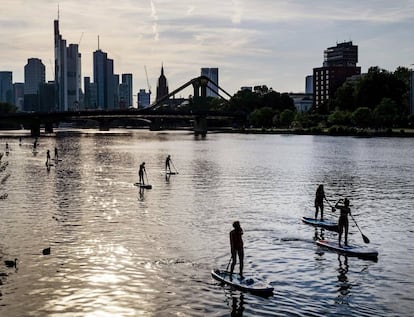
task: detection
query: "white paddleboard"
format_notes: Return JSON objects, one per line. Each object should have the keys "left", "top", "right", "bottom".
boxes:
{"left": 211, "top": 269, "right": 273, "bottom": 296}
{"left": 316, "top": 239, "right": 378, "bottom": 260}
{"left": 302, "top": 217, "right": 339, "bottom": 232}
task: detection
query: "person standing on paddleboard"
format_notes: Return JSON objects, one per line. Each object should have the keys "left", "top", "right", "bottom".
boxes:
{"left": 54, "top": 147, "right": 59, "bottom": 160}
{"left": 335, "top": 198, "right": 351, "bottom": 247}
{"left": 46, "top": 149, "right": 51, "bottom": 166}
{"left": 138, "top": 162, "right": 146, "bottom": 185}
{"left": 315, "top": 185, "right": 326, "bottom": 220}
{"left": 165, "top": 155, "right": 171, "bottom": 173}
{"left": 230, "top": 221, "right": 244, "bottom": 280}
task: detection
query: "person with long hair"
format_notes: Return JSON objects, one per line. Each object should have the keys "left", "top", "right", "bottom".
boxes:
{"left": 230, "top": 221, "right": 244, "bottom": 279}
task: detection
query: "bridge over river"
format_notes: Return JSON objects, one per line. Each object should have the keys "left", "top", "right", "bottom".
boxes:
{"left": 0, "top": 76, "right": 245, "bottom": 136}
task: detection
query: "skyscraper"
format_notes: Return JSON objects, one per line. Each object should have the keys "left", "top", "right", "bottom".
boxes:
{"left": 0, "top": 71, "right": 13, "bottom": 104}
{"left": 156, "top": 65, "right": 169, "bottom": 102}
{"left": 67, "top": 44, "right": 81, "bottom": 110}
{"left": 138, "top": 89, "right": 151, "bottom": 108}
{"left": 93, "top": 49, "right": 116, "bottom": 109}
{"left": 54, "top": 18, "right": 81, "bottom": 111}
{"left": 313, "top": 41, "right": 361, "bottom": 110}
{"left": 121, "top": 73, "right": 133, "bottom": 107}
{"left": 24, "top": 58, "right": 45, "bottom": 111}
{"left": 201, "top": 68, "right": 219, "bottom": 97}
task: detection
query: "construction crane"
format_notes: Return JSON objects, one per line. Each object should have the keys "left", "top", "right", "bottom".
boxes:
{"left": 144, "top": 65, "right": 151, "bottom": 94}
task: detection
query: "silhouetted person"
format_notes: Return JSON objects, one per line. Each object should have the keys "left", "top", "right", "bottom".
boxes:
{"left": 46, "top": 150, "right": 51, "bottom": 166}
{"left": 139, "top": 162, "right": 146, "bottom": 185}
{"left": 165, "top": 155, "right": 171, "bottom": 173}
{"left": 315, "top": 184, "right": 326, "bottom": 220}
{"left": 336, "top": 198, "right": 351, "bottom": 247}
{"left": 54, "top": 147, "right": 58, "bottom": 160}
{"left": 230, "top": 221, "right": 244, "bottom": 279}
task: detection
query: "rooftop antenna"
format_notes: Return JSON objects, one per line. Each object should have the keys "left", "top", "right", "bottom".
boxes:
{"left": 98, "top": 35, "right": 100, "bottom": 50}
{"left": 58, "top": 4, "right": 60, "bottom": 20}
{"left": 78, "top": 32, "right": 84, "bottom": 47}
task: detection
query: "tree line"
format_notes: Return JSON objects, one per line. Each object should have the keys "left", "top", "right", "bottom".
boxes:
{"left": 212, "top": 66, "right": 414, "bottom": 131}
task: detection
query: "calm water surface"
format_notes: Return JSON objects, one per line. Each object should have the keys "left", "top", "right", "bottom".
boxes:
{"left": 0, "top": 130, "right": 413, "bottom": 316}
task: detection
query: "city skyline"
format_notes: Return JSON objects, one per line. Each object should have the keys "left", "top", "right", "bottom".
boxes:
{"left": 1, "top": 1, "right": 413, "bottom": 97}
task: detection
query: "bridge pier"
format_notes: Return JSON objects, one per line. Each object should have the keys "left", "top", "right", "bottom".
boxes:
{"left": 45, "top": 122, "right": 54, "bottom": 133}
{"left": 99, "top": 119, "right": 110, "bottom": 131}
{"left": 194, "top": 116, "right": 207, "bottom": 136}
{"left": 30, "top": 122, "right": 41, "bottom": 137}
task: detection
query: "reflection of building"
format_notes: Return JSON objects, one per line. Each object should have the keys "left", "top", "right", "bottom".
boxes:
{"left": 0, "top": 71, "right": 13, "bottom": 104}
{"left": 313, "top": 41, "right": 361, "bottom": 110}
{"left": 24, "top": 58, "right": 45, "bottom": 112}
{"left": 156, "top": 65, "right": 169, "bottom": 102}
{"left": 201, "top": 67, "right": 219, "bottom": 97}
{"left": 138, "top": 89, "right": 151, "bottom": 108}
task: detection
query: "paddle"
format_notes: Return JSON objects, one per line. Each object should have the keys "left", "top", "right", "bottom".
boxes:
{"left": 349, "top": 213, "right": 370, "bottom": 244}
{"left": 325, "top": 198, "right": 336, "bottom": 212}
{"left": 171, "top": 160, "right": 179, "bottom": 174}
{"left": 145, "top": 171, "right": 150, "bottom": 185}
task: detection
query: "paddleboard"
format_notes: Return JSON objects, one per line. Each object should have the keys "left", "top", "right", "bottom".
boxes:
{"left": 316, "top": 239, "right": 378, "bottom": 260}
{"left": 166, "top": 171, "right": 177, "bottom": 175}
{"left": 53, "top": 158, "right": 63, "bottom": 162}
{"left": 302, "top": 217, "right": 339, "bottom": 232}
{"left": 133, "top": 182, "right": 152, "bottom": 189}
{"left": 211, "top": 269, "right": 274, "bottom": 296}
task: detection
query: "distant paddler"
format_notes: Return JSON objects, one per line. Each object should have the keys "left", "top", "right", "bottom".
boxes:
{"left": 165, "top": 155, "right": 172, "bottom": 173}
{"left": 46, "top": 149, "right": 51, "bottom": 166}
{"left": 138, "top": 162, "right": 146, "bottom": 185}
{"left": 230, "top": 221, "right": 244, "bottom": 280}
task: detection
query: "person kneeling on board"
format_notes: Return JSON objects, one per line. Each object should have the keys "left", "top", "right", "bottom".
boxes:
{"left": 230, "top": 221, "right": 244, "bottom": 280}
{"left": 335, "top": 198, "right": 351, "bottom": 247}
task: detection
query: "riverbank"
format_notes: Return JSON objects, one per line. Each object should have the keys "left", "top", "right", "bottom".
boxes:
{"left": 214, "top": 127, "right": 414, "bottom": 137}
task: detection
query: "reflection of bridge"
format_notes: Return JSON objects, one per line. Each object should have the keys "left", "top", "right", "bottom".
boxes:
{"left": 1, "top": 76, "right": 243, "bottom": 136}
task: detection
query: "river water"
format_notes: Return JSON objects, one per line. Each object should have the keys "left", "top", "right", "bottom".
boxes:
{"left": 0, "top": 130, "right": 413, "bottom": 316}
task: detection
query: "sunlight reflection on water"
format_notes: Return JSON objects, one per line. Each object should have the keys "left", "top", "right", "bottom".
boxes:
{"left": 0, "top": 130, "right": 413, "bottom": 316}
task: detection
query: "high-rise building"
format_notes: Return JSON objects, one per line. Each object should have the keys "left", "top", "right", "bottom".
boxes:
{"left": 305, "top": 75, "right": 313, "bottom": 94}
{"left": 313, "top": 41, "right": 361, "bottom": 110}
{"left": 67, "top": 44, "right": 81, "bottom": 110}
{"left": 54, "top": 18, "right": 81, "bottom": 111}
{"left": 24, "top": 58, "right": 45, "bottom": 111}
{"left": 121, "top": 74, "right": 133, "bottom": 107}
{"left": 138, "top": 89, "right": 151, "bottom": 108}
{"left": 0, "top": 71, "right": 13, "bottom": 104}
{"left": 93, "top": 49, "right": 116, "bottom": 109}
{"left": 13, "top": 83, "right": 24, "bottom": 111}
{"left": 39, "top": 82, "right": 55, "bottom": 112}
{"left": 201, "top": 68, "right": 219, "bottom": 97}
{"left": 156, "top": 65, "right": 169, "bottom": 102}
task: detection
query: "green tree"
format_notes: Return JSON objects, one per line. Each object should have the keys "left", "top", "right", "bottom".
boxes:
{"left": 327, "top": 109, "right": 351, "bottom": 126}
{"left": 352, "top": 107, "right": 373, "bottom": 128}
{"left": 0, "top": 102, "right": 17, "bottom": 114}
{"left": 279, "top": 109, "right": 296, "bottom": 127}
{"left": 249, "top": 107, "right": 274, "bottom": 128}
{"left": 373, "top": 98, "right": 399, "bottom": 128}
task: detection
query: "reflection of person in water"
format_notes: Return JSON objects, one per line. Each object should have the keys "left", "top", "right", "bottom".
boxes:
{"left": 231, "top": 293, "right": 244, "bottom": 317}
{"left": 313, "top": 227, "right": 325, "bottom": 241}
{"left": 337, "top": 254, "right": 351, "bottom": 299}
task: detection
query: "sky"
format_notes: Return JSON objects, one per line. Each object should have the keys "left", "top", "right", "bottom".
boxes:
{"left": 1, "top": 0, "right": 414, "bottom": 103}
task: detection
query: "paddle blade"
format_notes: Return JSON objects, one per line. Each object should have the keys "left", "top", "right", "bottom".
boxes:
{"left": 362, "top": 234, "right": 370, "bottom": 244}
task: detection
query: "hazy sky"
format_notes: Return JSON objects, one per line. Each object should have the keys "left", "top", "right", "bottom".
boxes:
{"left": 1, "top": 0, "right": 413, "bottom": 100}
